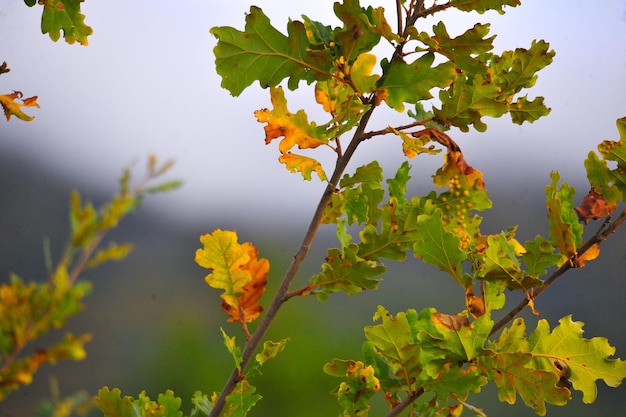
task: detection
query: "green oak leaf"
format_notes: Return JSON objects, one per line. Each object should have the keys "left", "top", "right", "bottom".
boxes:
{"left": 323, "top": 359, "right": 379, "bottom": 417}
{"left": 223, "top": 380, "right": 262, "bottom": 417}
{"left": 417, "top": 22, "right": 495, "bottom": 75}
{"left": 94, "top": 387, "right": 135, "bottom": 417}
{"left": 310, "top": 244, "right": 386, "bottom": 300}
{"left": 522, "top": 235, "right": 560, "bottom": 278}
{"left": 478, "top": 352, "right": 570, "bottom": 416}
{"left": 386, "top": 161, "right": 411, "bottom": 210}
{"left": 191, "top": 391, "right": 213, "bottom": 416}
{"left": 617, "top": 116, "right": 626, "bottom": 139}
{"left": 364, "top": 306, "right": 422, "bottom": 384}
{"left": 585, "top": 118, "right": 626, "bottom": 202}
{"left": 422, "top": 362, "right": 488, "bottom": 402}
{"left": 378, "top": 53, "right": 455, "bottom": 112}
{"left": 211, "top": 6, "right": 333, "bottom": 96}
{"left": 412, "top": 210, "right": 467, "bottom": 284}
{"left": 38, "top": 0, "right": 93, "bottom": 45}
{"left": 255, "top": 339, "right": 289, "bottom": 366}
{"left": 509, "top": 95, "right": 550, "bottom": 124}
{"left": 434, "top": 73, "right": 508, "bottom": 132}
{"left": 528, "top": 316, "right": 626, "bottom": 404}
{"left": 332, "top": 0, "right": 384, "bottom": 62}
{"left": 491, "top": 40, "right": 555, "bottom": 98}
{"left": 545, "top": 172, "right": 583, "bottom": 263}
{"left": 221, "top": 328, "right": 243, "bottom": 373}
{"left": 451, "top": 0, "right": 521, "bottom": 14}
{"left": 478, "top": 233, "right": 542, "bottom": 291}
{"left": 358, "top": 200, "right": 415, "bottom": 262}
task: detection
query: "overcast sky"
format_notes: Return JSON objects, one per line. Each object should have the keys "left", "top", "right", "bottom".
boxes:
{"left": 2, "top": 0, "right": 625, "bottom": 228}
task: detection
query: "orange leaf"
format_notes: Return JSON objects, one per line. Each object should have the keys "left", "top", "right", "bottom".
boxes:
{"left": 222, "top": 243, "right": 269, "bottom": 323}
{"left": 0, "top": 91, "right": 40, "bottom": 121}
{"left": 254, "top": 86, "right": 326, "bottom": 153}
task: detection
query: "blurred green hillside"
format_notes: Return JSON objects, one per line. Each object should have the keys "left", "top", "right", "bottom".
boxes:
{"left": 1, "top": 147, "right": 624, "bottom": 417}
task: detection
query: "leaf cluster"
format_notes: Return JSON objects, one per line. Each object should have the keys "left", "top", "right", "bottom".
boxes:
{"left": 9, "top": 1, "right": 619, "bottom": 417}
{"left": 0, "top": 156, "right": 180, "bottom": 401}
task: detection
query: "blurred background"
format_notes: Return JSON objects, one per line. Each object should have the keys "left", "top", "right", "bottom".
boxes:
{"left": 1, "top": 0, "right": 625, "bottom": 416}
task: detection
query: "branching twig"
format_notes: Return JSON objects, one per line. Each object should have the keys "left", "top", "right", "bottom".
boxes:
{"left": 490, "top": 208, "right": 626, "bottom": 337}
{"left": 207, "top": 107, "right": 377, "bottom": 417}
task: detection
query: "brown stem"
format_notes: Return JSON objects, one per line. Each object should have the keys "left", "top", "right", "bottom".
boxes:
{"left": 490, "top": 208, "right": 626, "bottom": 337}
{"left": 208, "top": 106, "right": 376, "bottom": 417}
{"left": 384, "top": 388, "right": 425, "bottom": 417}
{"left": 361, "top": 118, "right": 432, "bottom": 140}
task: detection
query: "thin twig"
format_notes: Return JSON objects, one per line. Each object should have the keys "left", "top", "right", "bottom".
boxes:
{"left": 362, "top": 119, "right": 431, "bottom": 140}
{"left": 490, "top": 208, "right": 626, "bottom": 337}
{"left": 384, "top": 388, "right": 425, "bottom": 417}
{"left": 207, "top": 107, "right": 376, "bottom": 417}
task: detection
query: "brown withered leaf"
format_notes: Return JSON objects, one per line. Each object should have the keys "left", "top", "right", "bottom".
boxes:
{"left": 432, "top": 312, "right": 470, "bottom": 332}
{"left": 465, "top": 288, "right": 486, "bottom": 318}
{"left": 575, "top": 188, "right": 615, "bottom": 224}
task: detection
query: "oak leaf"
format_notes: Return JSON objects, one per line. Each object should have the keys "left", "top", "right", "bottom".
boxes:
{"left": 378, "top": 53, "right": 455, "bottom": 112}
{"left": 574, "top": 188, "right": 615, "bottom": 224}
{"left": 545, "top": 172, "right": 583, "bottom": 263}
{"left": 255, "top": 86, "right": 329, "bottom": 181}
{"left": 451, "top": 0, "right": 521, "bottom": 14}
{"left": 40, "top": 0, "right": 93, "bottom": 45}
{"left": 195, "top": 230, "right": 268, "bottom": 323}
{"left": 211, "top": 6, "right": 333, "bottom": 96}
{"left": 255, "top": 86, "right": 326, "bottom": 153}
{"left": 0, "top": 91, "right": 40, "bottom": 121}
{"left": 278, "top": 152, "right": 328, "bottom": 181}
{"left": 221, "top": 243, "right": 269, "bottom": 323}
{"left": 417, "top": 22, "right": 495, "bottom": 75}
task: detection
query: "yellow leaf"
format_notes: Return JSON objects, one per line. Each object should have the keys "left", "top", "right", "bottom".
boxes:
{"left": 576, "top": 243, "right": 600, "bottom": 267}
{"left": 195, "top": 230, "right": 269, "bottom": 323}
{"left": 278, "top": 152, "right": 328, "bottom": 181}
{"left": 195, "top": 230, "right": 251, "bottom": 307}
{"left": 0, "top": 91, "right": 40, "bottom": 121}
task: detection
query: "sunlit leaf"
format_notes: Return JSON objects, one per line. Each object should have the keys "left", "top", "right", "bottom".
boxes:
{"left": 195, "top": 230, "right": 252, "bottom": 308}
{"left": 528, "top": 316, "right": 626, "bottom": 404}
{"left": 378, "top": 53, "right": 455, "bottom": 112}
{"left": 195, "top": 231, "right": 268, "bottom": 323}
{"left": 211, "top": 6, "right": 333, "bottom": 96}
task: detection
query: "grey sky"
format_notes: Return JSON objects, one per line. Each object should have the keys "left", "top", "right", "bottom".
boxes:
{"left": 2, "top": 0, "right": 625, "bottom": 227}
